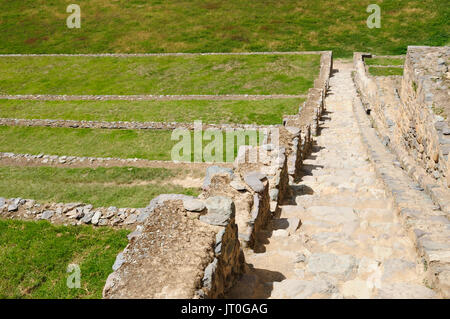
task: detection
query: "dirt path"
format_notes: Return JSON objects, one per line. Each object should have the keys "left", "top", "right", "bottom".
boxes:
{"left": 226, "top": 61, "right": 436, "bottom": 299}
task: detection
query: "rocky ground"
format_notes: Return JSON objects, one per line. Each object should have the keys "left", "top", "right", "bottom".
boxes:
{"left": 226, "top": 61, "right": 437, "bottom": 299}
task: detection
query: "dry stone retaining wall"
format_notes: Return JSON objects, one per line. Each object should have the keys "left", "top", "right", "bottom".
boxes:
{"left": 102, "top": 196, "right": 244, "bottom": 298}
{"left": 201, "top": 146, "right": 286, "bottom": 249}
{"left": 283, "top": 52, "right": 331, "bottom": 138}
{"left": 0, "top": 51, "right": 329, "bottom": 57}
{"left": 283, "top": 51, "right": 332, "bottom": 177}
{"left": 353, "top": 96, "right": 450, "bottom": 298}
{"left": 353, "top": 48, "right": 450, "bottom": 213}
{"left": 0, "top": 151, "right": 220, "bottom": 169}
{"left": 0, "top": 197, "right": 149, "bottom": 228}
{"left": 102, "top": 136, "right": 290, "bottom": 298}
{"left": 0, "top": 94, "right": 305, "bottom": 101}
{"left": 398, "top": 47, "right": 450, "bottom": 186}
{"left": 0, "top": 117, "right": 279, "bottom": 131}
{"left": 101, "top": 131, "right": 290, "bottom": 298}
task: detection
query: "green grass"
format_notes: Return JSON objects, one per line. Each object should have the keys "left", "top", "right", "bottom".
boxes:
{"left": 365, "top": 57, "right": 405, "bottom": 66}
{"left": 0, "top": 98, "right": 304, "bottom": 125}
{"left": 432, "top": 104, "right": 447, "bottom": 119}
{"left": 0, "top": 0, "right": 447, "bottom": 57}
{"left": 0, "top": 219, "right": 129, "bottom": 298}
{"left": 0, "top": 55, "right": 319, "bottom": 95}
{"left": 0, "top": 166, "right": 199, "bottom": 207}
{"left": 0, "top": 126, "right": 261, "bottom": 162}
{"left": 368, "top": 66, "right": 404, "bottom": 76}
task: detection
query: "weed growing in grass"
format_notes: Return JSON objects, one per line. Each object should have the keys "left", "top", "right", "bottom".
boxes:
{"left": 432, "top": 104, "right": 447, "bottom": 119}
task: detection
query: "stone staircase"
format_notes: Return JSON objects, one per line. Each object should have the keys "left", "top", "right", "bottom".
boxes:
{"left": 226, "top": 61, "right": 438, "bottom": 299}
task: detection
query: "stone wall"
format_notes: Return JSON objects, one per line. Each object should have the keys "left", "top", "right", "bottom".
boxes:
{"left": 0, "top": 197, "right": 149, "bottom": 228}
{"left": 102, "top": 195, "right": 244, "bottom": 298}
{"left": 0, "top": 94, "right": 306, "bottom": 101}
{"left": 283, "top": 51, "right": 332, "bottom": 177}
{"left": 202, "top": 146, "right": 286, "bottom": 249}
{"left": 101, "top": 127, "right": 292, "bottom": 298}
{"left": 398, "top": 46, "right": 449, "bottom": 186}
{"left": 102, "top": 132, "right": 291, "bottom": 298}
{"left": 354, "top": 48, "right": 450, "bottom": 297}
{"left": 0, "top": 51, "right": 330, "bottom": 57}
{"left": 353, "top": 48, "right": 450, "bottom": 213}
{"left": 283, "top": 52, "right": 331, "bottom": 137}
{"left": 0, "top": 117, "right": 279, "bottom": 131}
{"left": 0, "top": 151, "right": 218, "bottom": 168}
{"left": 353, "top": 95, "right": 450, "bottom": 298}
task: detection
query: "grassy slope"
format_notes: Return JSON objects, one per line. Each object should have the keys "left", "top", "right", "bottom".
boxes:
{"left": 365, "top": 57, "right": 405, "bottom": 66}
{"left": 0, "top": 219, "right": 129, "bottom": 298}
{"left": 0, "top": 166, "right": 199, "bottom": 207}
{"left": 0, "top": 55, "right": 319, "bottom": 95}
{"left": 0, "top": 126, "right": 261, "bottom": 162}
{"left": 0, "top": 0, "right": 447, "bottom": 57}
{"left": 369, "top": 66, "right": 404, "bottom": 76}
{"left": 0, "top": 99, "right": 303, "bottom": 125}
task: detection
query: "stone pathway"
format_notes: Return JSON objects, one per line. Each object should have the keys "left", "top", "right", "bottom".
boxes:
{"left": 227, "top": 61, "right": 436, "bottom": 299}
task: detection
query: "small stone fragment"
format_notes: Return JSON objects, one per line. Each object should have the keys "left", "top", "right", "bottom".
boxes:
{"left": 230, "top": 180, "right": 247, "bottom": 191}
{"left": 202, "top": 166, "right": 234, "bottom": 190}
{"left": 244, "top": 172, "right": 266, "bottom": 193}
{"left": 40, "top": 210, "right": 54, "bottom": 220}
{"left": 183, "top": 199, "right": 205, "bottom": 212}
{"left": 7, "top": 203, "right": 18, "bottom": 212}
{"left": 200, "top": 196, "right": 235, "bottom": 226}
{"left": 91, "top": 211, "right": 102, "bottom": 225}
{"left": 124, "top": 214, "right": 137, "bottom": 225}
{"left": 80, "top": 211, "right": 95, "bottom": 224}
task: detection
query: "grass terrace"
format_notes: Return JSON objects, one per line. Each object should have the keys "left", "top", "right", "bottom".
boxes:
{"left": 0, "top": 219, "right": 129, "bottom": 298}
{"left": 365, "top": 57, "right": 405, "bottom": 66}
{"left": 368, "top": 66, "right": 404, "bottom": 76}
{"left": 0, "top": 98, "right": 304, "bottom": 126}
{"left": 0, "top": 166, "right": 200, "bottom": 208}
{"left": 0, "top": 126, "right": 262, "bottom": 162}
{"left": 0, "top": 55, "right": 319, "bottom": 95}
{"left": 0, "top": 0, "right": 447, "bottom": 57}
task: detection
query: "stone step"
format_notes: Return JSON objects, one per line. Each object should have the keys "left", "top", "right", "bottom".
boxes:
{"left": 374, "top": 283, "right": 436, "bottom": 299}
{"left": 270, "top": 217, "right": 301, "bottom": 236}
{"left": 283, "top": 196, "right": 392, "bottom": 212}
{"left": 294, "top": 185, "right": 386, "bottom": 198}
{"left": 270, "top": 278, "right": 337, "bottom": 299}
{"left": 228, "top": 64, "right": 437, "bottom": 299}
